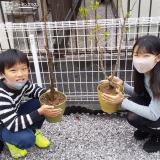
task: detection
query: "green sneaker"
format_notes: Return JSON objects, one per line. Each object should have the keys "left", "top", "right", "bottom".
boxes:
{"left": 35, "top": 130, "right": 50, "bottom": 148}
{"left": 5, "top": 142, "right": 27, "bottom": 159}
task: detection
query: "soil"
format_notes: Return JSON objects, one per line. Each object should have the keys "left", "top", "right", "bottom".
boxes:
{"left": 40, "top": 91, "right": 66, "bottom": 106}
{"left": 98, "top": 82, "right": 123, "bottom": 94}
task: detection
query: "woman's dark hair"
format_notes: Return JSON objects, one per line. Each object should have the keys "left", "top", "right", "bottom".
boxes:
{"left": 0, "top": 49, "right": 29, "bottom": 74}
{"left": 132, "top": 35, "right": 160, "bottom": 99}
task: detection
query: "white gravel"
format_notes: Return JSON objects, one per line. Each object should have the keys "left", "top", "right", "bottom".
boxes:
{"left": 1, "top": 113, "right": 160, "bottom": 160}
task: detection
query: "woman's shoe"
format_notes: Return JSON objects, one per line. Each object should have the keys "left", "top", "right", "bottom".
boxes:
{"left": 143, "top": 135, "right": 160, "bottom": 153}
{"left": 134, "top": 130, "right": 150, "bottom": 140}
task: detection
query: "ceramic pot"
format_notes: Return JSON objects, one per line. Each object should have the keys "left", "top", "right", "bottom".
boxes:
{"left": 97, "top": 83, "right": 124, "bottom": 114}
{"left": 39, "top": 91, "right": 66, "bottom": 123}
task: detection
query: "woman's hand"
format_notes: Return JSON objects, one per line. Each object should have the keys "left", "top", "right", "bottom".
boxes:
{"left": 38, "top": 105, "right": 62, "bottom": 117}
{"left": 102, "top": 88, "right": 124, "bottom": 105}
{"left": 100, "top": 76, "right": 123, "bottom": 85}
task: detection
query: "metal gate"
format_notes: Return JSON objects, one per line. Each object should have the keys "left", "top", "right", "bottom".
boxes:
{"left": 0, "top": 17, "right": 160, "bottom": 107}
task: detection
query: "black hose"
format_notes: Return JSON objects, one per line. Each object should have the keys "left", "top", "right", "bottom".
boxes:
{"left": 64, "top": 106, "right": 105, "bottom": 115}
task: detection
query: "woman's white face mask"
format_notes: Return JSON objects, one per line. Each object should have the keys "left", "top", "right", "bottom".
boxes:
{"left": 133, "top": 56, "right": 157, "bottom": 73}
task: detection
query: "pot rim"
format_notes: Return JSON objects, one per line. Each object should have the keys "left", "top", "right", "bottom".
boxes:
{"left": 97, "top": 82, "right": 124, "bottom": 94}
{"left": 39, "top": 91, "right": 66, "bottom": 106}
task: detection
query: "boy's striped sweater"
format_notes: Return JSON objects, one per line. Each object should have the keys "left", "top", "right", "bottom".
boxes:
{"left": 0, "top": 79, "right": 47, "bottom": 133}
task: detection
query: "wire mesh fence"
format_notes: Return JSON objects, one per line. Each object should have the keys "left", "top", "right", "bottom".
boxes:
{"left": 0, "top": 17, "right": 160, "bottom": 106}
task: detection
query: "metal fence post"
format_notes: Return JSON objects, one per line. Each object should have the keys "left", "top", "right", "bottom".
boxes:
{"left": 29, "top": 34, "right": 42, "bottom": 87}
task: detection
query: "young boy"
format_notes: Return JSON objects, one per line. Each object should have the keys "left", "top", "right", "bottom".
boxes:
{"left": 0, "top": 49, "right": 62, "bottom": 159}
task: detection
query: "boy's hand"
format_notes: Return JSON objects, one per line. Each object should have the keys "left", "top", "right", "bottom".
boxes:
{"left": 38, "top": 105, "right": 62, "bottom": 117}
{"left": 46, "top": 88, "right": 58, "bottom": 93}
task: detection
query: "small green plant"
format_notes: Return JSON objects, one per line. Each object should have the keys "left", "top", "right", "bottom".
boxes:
{"left": 79, "top": 0, "right": 137, "bottom": 88}
{"left": 79, "top": 1, "right": 109, "bottom": 80}
{"left": 79, "top": 7, "right": 89, "bottom": 18}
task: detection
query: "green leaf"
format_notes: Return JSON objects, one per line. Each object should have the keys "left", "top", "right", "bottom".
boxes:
{"left": 96, "top": 1, "right": 100, "bottom": 7}
{"left": 96, "top": 16, "right": 100, "bottom": 21}
{"left": 91, "top": 1, "right": 94, "bottom": 6}
{"left": 97, "top": 24, "right": 101, "bottom": 31}
{"left": 92, "top": 29, "right": 97, "bottom": 34}
{"left": 126, "top": 27, "right": 130, "bottom": 33}
{"left": 119, "top": 4, "right": 122, "bottom": 8}
{"left": 85, "top": 20, "right": 88, "bottom": 24}
{"left": 79, "top": 7, "right": 89, "bottom": 18}
{"left": 91, "top": 1, "right": 99, "bottom": 10}
{"left": 88, "top": 35, "right": 93, "bottom": 40}
{"left": 126, "top": 12, "right": 131, "bottom": 18}
{"left": 103, "top": 31, "right": 109, "bottom": 40}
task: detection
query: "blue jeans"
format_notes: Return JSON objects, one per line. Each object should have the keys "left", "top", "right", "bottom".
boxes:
{"left": 0, "top": 98, "right": 45, "bottom": 149}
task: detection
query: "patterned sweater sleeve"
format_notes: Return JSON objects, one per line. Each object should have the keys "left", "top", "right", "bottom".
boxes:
{"left": 0, "top": 93, "right": 43, "bottom": 132}
{"left": 0, "top": 81, "right": 47, "bottom": 132}
{"left": 24, "top": 80, "right": 47, "bottom": 98}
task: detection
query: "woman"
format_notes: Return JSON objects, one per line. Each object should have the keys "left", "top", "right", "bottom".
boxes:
{"left": 102, "top": 35, "right": 160, "bottom": 153}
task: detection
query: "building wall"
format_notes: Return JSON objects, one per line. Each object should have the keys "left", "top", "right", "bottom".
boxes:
{"left": 112, "top": 0, "right": 160, "bottom": 18}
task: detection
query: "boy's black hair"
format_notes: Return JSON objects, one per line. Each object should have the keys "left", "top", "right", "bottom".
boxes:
{"left": 132, "top": 35, "right": 160, "bottom": 99}
{"left": 0, "top": 49, "right": 29, "bottom": 74}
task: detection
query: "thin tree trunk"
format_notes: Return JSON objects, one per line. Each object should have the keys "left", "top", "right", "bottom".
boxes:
{"left": 43, "top": 0, "right": 55, "bottom": 96}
